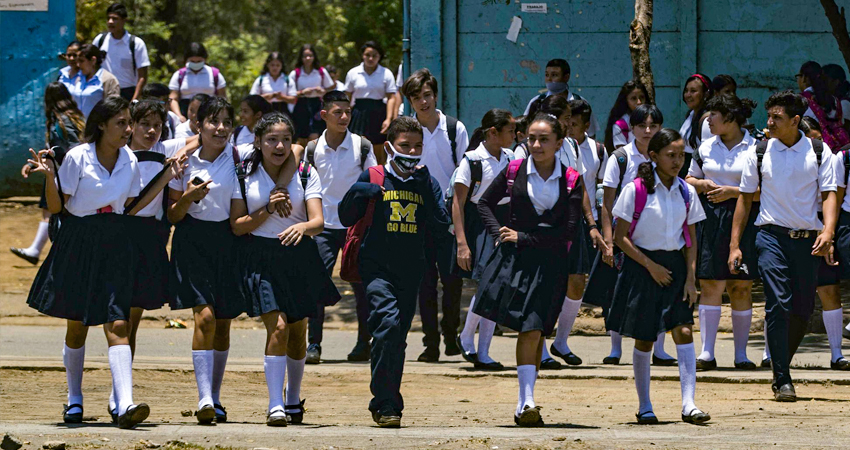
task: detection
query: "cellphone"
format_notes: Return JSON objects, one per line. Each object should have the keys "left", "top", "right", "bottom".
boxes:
{"left": 734, "top": 260, "right": 749, "bottom": 275}
{"left": 191, "top": 177, "right": 205, "bottom": 203}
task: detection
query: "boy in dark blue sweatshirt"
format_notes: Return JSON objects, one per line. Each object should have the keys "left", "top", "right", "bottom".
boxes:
{"left": 339, "top": 116, "right": 451, "bottom": 428}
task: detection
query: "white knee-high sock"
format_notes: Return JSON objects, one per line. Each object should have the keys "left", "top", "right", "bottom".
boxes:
{"left": 676, "top": 343, "right": 698, "bottom": 415}
{"left": 762, "top": 325, "right": 771, "bottom": 360}
{"left": 697, "top": 305, "right": 722, "bottom": 361}
{"left": 264, "top": 355, "right": 286, "bottom": 412}
{"left": 23, "top": 221, "right": 50, "bottom": 257}
{"left": 63, "top": 343, "right": 85, "bottom": 414}
{"left": 516, "top": 364, "right": 537, "bottom": 416}
{"left": 211, "top": 349, "right": 228, "bottom": 406}
{"left": 823, "top": 309, "right": 845, "bottom": 363}
{"left": 553, "top": 297, "right": 582, "bottom": 355}
{"left": 654, "top": 333, "right": 673, "bottom": 359}
{"left": 731, "top": 309, "right": 753, "bottom": 364}
{"left": 459, "top": 295, "right": 482, "bottom": 352}
{"left": 477, "top": 319, "right": 497, "bottom": 364}
{"left": 108, "top": 345, "right": 134, "bottom": 416}
{"left": 193, "top": 350, "right": 214, "bottom": 409}
{"left": 633, "top": 348, "right": 652, "bottom": 414}
{"left": 609, "top": 330, "right": 623, "bottom": 358}
{"left": 285, "top": 356, "right": 306, "bottom": 410}
{"left": 540, "top": 338, "right": 551, "bottom": 361}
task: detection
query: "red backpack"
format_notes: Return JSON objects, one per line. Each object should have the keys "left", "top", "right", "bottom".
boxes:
{"left": 628, "top": 176, "right": 693, "bottom": 248}
{"left": 340, "top": 165, "right": 386, "bottom": 283}
{"left": 801, "top": 91, "right": 850, "bottom": 150}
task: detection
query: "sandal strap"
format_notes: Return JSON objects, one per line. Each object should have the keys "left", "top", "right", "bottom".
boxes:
{"left": 268, "top": 406, "right": 285, "bottom": 416}
{"left": 636, "top": 410, "right": 656, "bottom": 418}
{"left": 683, "top": 407, "right": 703, "bottom": 417}
{"left": 213, "top": 403, "right": 227, "bottom": 412}
{"left": 284, "top": 399, "right": 306, "bottom": 412}
{"left": 64, "top": 403, "right": 83, "bottom": 412}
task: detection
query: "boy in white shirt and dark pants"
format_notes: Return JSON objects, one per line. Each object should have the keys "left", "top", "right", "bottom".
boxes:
{"left": 93, "top": 3, "right": 150, "bottom": 101}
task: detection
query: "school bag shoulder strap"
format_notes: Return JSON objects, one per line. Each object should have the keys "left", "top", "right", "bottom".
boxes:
{"left": 95, "top": 32, "right": 137, "bottom": 73}
{"left": 840, "top": 143, "right": 850, "bottom": 186}
{"left": 298, "top": 160, "right": 312, "bottom": 191}
{"left": 124, "top": 150, "right": 169, "bottom": 217}
{"left": 614, "top": 117, "right": 630, "bottom": 135}
{"left": 232, "top": 125, "right": 245, "bottom": 146}
{"left": 358, "top": 134, "right": 372, "bottom": 170}
{"left": 627, "top": 176, "right": 693, "bottom": 248}
{"left": 692, "top": 146, "right": 703, "bottom": 169}
{"left": 232, "top": 145, "right": 248, "bottom": 204}
{"left": 594, "top": 139, "right": 606, "bottom": 180}
{"left": 446, "top": 115, "right": 459, "bottom": 167}
{"left": 611, "top": 146, "right": 629, "bottom": 193}
{"left": 506, "top": 158, "right": 524, "bottom": 195}
{"left": 564, "top": 166, "right": 581, "bottom": 192}
{"left": 178, "top": 66, "right": 220, "bottom": 95}
{"left": 676, "top": 177, "right": 693, "bottom": 248}
{"left": 757, "top": 139, "right": 823, "bottom": 187}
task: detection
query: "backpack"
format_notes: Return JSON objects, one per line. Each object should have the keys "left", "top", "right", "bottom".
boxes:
{"left": 611, "top": 146, "right": 630, "bottom": 194}
{"left": 755, "top": 138, "right": 823, "bottom": 187}
{"left": 594, "top": 139, "right": 606, "bottom": 181}
{"left": 340, "top": 165, "right": 385, "bottom": 283}
{"left": 94, "top": 32, "right": 137, "bottom": 73}
{"left": 231, "top": 125, "right": 246, "bottom": 146}
{"left": 628, "top": 176, "right": 693, "bottom": 248}
{"left": 178, "top": 66, "right": 221, "bottom": 97}
{"left": 801, "top": 91, "right": 850, "bottom": 150}
{"left": 446, "top": 115, "right": 460, "bottom": 167}
{"left": 444, "top": 152, "right": 494, "bottom": 206}
{"left": 304, "top": 134, "right": 373, "bottom": 172}
{"left": 294, "top": 66, "right": 327, "bottom": 88}
{"left": 614, "top": 118, "right": 630, "bottom": 143}
{"left": 840, "top": 143, "right": 850, "bottom": 186}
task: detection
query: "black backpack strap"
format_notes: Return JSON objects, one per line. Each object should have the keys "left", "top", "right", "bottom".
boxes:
{"left": 756, "top": 140, "right": 768, "bottom": 188}
{"left": 812, "top": 138, "right": 824, "bottom": 166}
{"left": 446, "top": 115, "right": 458, "bottom": 167}
{"left": 94, "top": 32, "right": 106, "bottom": 48}
{"left": 124, "top": 151, "right": 169, "bottom": 216}
{"left": 595, "top": 140, "right": 606, "bottom": 181}
{"left": 299, "top": 161, "right": 312, "bottom": 191}
{"left": 129, "top": 34, "right": 137, "bottom": 73}
{"left": 232, "top": 146, "right": 248, "bottom": 204}
{"left": 359, "top": 135, "right": 372, "bottom": 170}
{"left": 611, "top": 147, "right": 628, "bottom": 194}
{"left": 304, "top": 139, "right": 318, "bottom": 169}
{"left": 692, "top": 147, "right": 703, "bottom": 169}
{"left": 467, "top": 158, "right": 483, "bottom": 203}
{"left": 232, "top": 126, "right": 245, "bottom": 146}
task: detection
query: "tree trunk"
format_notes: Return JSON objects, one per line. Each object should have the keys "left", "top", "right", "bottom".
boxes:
{"left": 820, "top": 0, "right": 850, "bottom": 71}
{"left": 629, "top": 0, "right": 655, "bottom": 103}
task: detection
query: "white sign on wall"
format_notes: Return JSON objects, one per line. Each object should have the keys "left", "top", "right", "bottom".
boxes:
{"left": 521, "top": 3, "right": 548, "bottom": 13}
{"left": 0, "top": 0, "right": 48, "bottom": 11}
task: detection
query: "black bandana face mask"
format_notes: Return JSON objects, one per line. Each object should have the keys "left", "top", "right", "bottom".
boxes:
{"left": 386, "top": 142, "right": 421, "bottom": 173}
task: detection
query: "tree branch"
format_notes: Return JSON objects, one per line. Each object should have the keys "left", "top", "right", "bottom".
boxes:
{"left": 629, "top": 0, "right": 655, "bottom": 103}
{"left": 820, "top": 0, "right": 850, "bottom": 71}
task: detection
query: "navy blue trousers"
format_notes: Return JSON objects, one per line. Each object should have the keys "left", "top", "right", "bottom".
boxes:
{"left": 309, "top": 228, "right": 369, "bottom": 345}
{"left": 418, "top": 229, "right": 463, "bottom": 348}
{"left": 756, "top": 228, "right": 818, "bottom": 387}
{"left": 364, "top": 270, "right": 422, "bottom": 416}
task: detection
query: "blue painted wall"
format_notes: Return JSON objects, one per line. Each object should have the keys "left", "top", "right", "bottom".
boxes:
{"left": 410, "top": 0, "right": 850, "bottom": 136}
{"left": 0, "top": 0, "right": 76, "bottom": 197}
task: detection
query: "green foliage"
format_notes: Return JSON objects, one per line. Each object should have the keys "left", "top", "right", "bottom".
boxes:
{"left": 75, "top": 0, "right": 403, "bottom": 106}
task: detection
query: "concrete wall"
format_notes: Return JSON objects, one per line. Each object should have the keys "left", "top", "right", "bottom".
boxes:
{"left": 0, "top": 0, "right": 75, "bottom": 197}
{"left": 410, "top": 0, "right": 850, "bottom": 135}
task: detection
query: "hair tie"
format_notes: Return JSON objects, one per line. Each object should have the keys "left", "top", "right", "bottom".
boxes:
{"left": 691, "top": 73, "right": 711, "bottom": 89}
{"left": 546, "top": 113, "right": 558, "bottom": 120}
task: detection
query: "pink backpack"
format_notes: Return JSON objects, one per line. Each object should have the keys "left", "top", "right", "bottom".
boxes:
{"left": 294, "top": 66, "right": 327, "bottom": 87}
{"left": 615, "top": 118, "right": 630, "bottom": 142}
{"left": 801, "top": 91, "right": 850, "bottom": 150}
{"left": 628, "top": 176, "right": 693, "bottom": 248}
{"left": 177, "top": 66, "right": 221, "bottom": 96}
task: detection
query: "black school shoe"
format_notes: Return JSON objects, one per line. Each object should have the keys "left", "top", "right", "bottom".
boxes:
{"left": 602, "top": 356, "right": 621, "bottom": 365}
{"left": 831, "top": 357, "right": 850, "bottom": 371}
{"left": 371, "top": 410, "right": 401, "bottom": 428}
{"left": 347, "top": 341, "right": 371, "bottom": 362}
{"left": 285, "top": 399, "right": 306, "bottom": 425}
{"left": 695, "top": 358, "right": 717, "bottom": 371}
{"left": 539, "top": 357, "right": 562, "bottom": 370}
{"left": 63, "top": 404, "right": 83, "bottom": 424}
{"left": 109, "top": 406, "right": 118, "bottom": 424}
{"left": 214, "top": 403, "right": 227, "bottom": 423}
{"left": 735, "top": 360, "right": 757, "bottom": 370}
{"left": 772, "top": 383, "right": 797, "bottom": 402}
{"left": 306, "top": 343, "right": 321, "bottom": 365}
{"left": 652, "top": 355, "right": 677, "bottom": 366}
{"left": 514, "top": 405, "right": 544, "bottom": 427}
{"left": 444, "top": 336, "right": 462, "bottom": 356}
{"left": 549, "top": 344, "right": 582, "bottom": 366}
{"left": 761, "top": 357, "right": 772, "bottom": 368}
{"left": 456, "top": 336, "right": 478, "bottom": 364}
{"left": 195, "top": 404, "right": 216, "bottom": 425}
{"left": 118, "top": 403, "right": 150, "bottom": 429}
{"left": 474, "top": 359, "right": 504, "bottom": 370}
{"left": 635, "top": 410, "right": 659, "bottom": 425}
{"left": 10, "top": 248, "right": 38, "bottom": 265}
{"left": 417, "top": 346, "right": 440, "bottom": 363}
{"left": 682, "top": 408, "right": 711, "bottom": 424}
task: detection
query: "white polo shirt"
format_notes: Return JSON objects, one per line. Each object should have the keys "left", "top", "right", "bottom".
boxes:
{"left": 311, "top": 130, "right": 378, "bottom": 229}
{"left": 514, "top": 138, "right": 586, "bottom": 178}
{"left": 613, "top": 173, "right": 706, "bottom": 251}
{"left": 169, "top": 144, "right": 241, "bottom": 222}
{"left": 419, "top": 111, "right": 470, "bottom": 192}
{"left": 679, "top": 110, "right": 713, "bottom": 154}
{"left": 94, "top": 31, "right": 150, "bottom": 89}
{"left": 522, "top": 89, "right": 599, "bottom": 137}
{"left": 250, "top": 73, "right": 290, "bottom": 97}
{"left": 612, "top": 113, "right": 633, "bottom": 148}
{"left": 287, "top": 68, "right": 334, "bottom": 98}
{"left": 687, "top": 131, "right": 755, "bottom": 187}
{"left": 238, "top": 155, "right": 323, "bottom": 239}
{"left": 831, "top": 150, "right": 850, "bottom": 213}
{"left": 453, "top": 143, "right": 514, "bottom": 205}
{"left": 527, "top": 153, "right": 564, "bottom": 217}
{"left": 174, "top": 121, "right": 195, "bottom": 139}
{"left": 59, "top": 143, "right": 141, "bottom": 217}
{"left": 344, "top": 63, "right": 398, "bottom": 102}
{"left": 739, "top": 133, "right": 837, "bottom": 230}
{"left": 169, "top": 65, "right": 227, "bottom": 98}
{"left": 577, "top": 136, "right": 608, "bottom": 220}
{"left": 232, "top": 127, "right": 255, "bottom": 147}
{"left": 603, "top": 141, "right": 649, "bottom": 191}
{"left": 127, "top": 138, "right": 186, "bottom": 219}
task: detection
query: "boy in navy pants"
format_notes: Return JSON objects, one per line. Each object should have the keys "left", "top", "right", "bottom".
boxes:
{"left": 339, "top": 117, "right": 451, "bottom": 427}
{"left": 729, "top": 90, "right": 839, "bottom": 402}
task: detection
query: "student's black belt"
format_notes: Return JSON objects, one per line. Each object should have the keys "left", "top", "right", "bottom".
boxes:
{"left": 761, "top": 224, "right": 814, "bottom": 239}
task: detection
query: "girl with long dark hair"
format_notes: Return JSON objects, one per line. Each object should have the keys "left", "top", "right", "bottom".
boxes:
{"left": 344, "top": 41, "right": 398, "bottom": 164}
{"left": 604, "top": 80, "right": 649, "bottom": 151}
{"left": 288, "top": 44, "right": 335, "bottom": 146}
{"left": 679, "top": 73, "right": 714, "bottom": 177}
{"left": 251, "top": 52, "right": 296, "bottom": 115}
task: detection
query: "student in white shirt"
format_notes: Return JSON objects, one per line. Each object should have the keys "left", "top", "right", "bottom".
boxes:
{"left": 232, "top": 95, "right": 272, "bottom": 147}
{"left": 523, "top": 58, "right": 599, "bottom": 137}
{"left": 141, "top": 83, "right": 182, "bottom": 141}
{"left": 603, "top": 80, "right": 649, "bottom": 151}
{"left": 585, "top": 104, "right": 676, "bottom": 366}
{"left": 400, "top": 68, "right": 469, "bottom": 362}
{"left": 230, "top": 112, "right": 339, "bottom": 426}
{"left": 250, "top": 52, "right": 296, "bottom": 115}
{"left": 679, "top": 73, "right": 714, "bottom": 176}
{"left": 72, "top": 44, "right": 121, "bottom": 118}
{"left": 453, "top": 109, "right": 515, "bottom": 370}
{"left": 729, "top": 91, "right": 840, "bottom": 402}
{"left": 27, "top": 96, "right": 156, "bottom": 429}
{"left": 304, "top": 90, "right": 377, "bottom": 364}
{"left": 287, "top": 44, "right": 335, "bottom": 146}
{"left": 168, "top": 42, "right": 227, "bottom": 121}
{"left": 93, "top": 3, "right": 150, "bottom": 101}
{"left": 345, "top": 41, "right": 398, "bottom": 162}
{"left": 174, "top": 93, "right": 210, "bottom": 139}
{"left": 57, "top": 40, "right": 82, "bottom": 92}
{"left": 609, "top": 128, "right": 708, "bottom": 425}
{"left": 471, "top": 113, "right": 584, "bottom": 427}
{"left": 685, "top": 94, "right": 760, "bottom": 372}
{"left": 324, "top": 65, "right": 346, "bottom": 92}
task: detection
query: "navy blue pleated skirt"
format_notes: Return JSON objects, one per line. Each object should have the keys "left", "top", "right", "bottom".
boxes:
{"left": 27, "top": 213, "right": 136, "bottom": 326}
{"left": 606, "top": 248, "right": 694, "bottom": 341}
{"left": 568, "top": 219, "right": 596, "bottom": 275}
{"left": 582, "top": 249, "right": 620, "bottom": 310}
{"left": 349, "top": 99, "right": 386, "bottom": 146}
{"left": 292, "top": 97, "right": 325, "bottom": 138}
{"left": 451, "top": 202, "right": 509, "bottom": 280}
{"left": 127, "top": 215, "right": 173, "bottom": 310}
{"left": 696, "top": 198, "right": 759, "bottom": 280}
{"left": 239, "top": 234, "right": 340, "bottom": 321}
{"left": 170, "top": 216, "right": 244, "bottom": 319}
{"left": 472, "top": 240, "right": 570, "bottom": 335}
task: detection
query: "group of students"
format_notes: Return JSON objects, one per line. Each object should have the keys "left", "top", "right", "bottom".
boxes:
{"left": 13, "top": 5, "right": 850, "bottom": 428}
